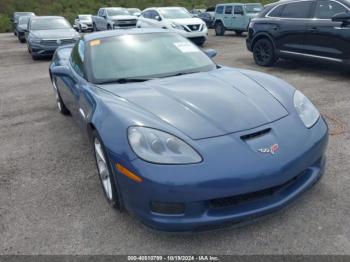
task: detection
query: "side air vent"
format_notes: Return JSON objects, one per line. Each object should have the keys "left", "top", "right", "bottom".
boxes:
{"left": 240, "top": 128, "right": 271, "bottom": 141}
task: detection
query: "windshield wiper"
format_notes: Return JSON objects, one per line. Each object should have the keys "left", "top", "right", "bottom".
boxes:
{"left": 97, "top": 78, "right": 152, "bottom": 84}
{"left": 162, "top": 71, "right": 201, "bottom": 78}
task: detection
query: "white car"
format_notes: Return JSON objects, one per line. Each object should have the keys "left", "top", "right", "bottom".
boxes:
{"left": 74, "top": 14, "right": 93, "bottom": 32}
{"left": 137, "top": 7, "right": 208, "bottom": 46}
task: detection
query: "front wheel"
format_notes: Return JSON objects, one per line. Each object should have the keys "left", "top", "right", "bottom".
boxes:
{"left": 235, "top": 30, "right": 243, "bottom": 36}
{"left": 51, "top": 76, "right": 70, "bottom": 115}
{"left": 92, "top": 131, "right": 121, "bottom": 209}
{"left": 215, "top": 21, "right": 225, "bottom": 36}
{"left": 253, "top": 38, "right": 277, "bottom": 66}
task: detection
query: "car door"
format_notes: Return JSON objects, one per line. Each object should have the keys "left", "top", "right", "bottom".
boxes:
{"left": 303, "top": 0, "right": 350, "bottom": 61}
{"left": 223, "top": 5, "right": 233, "bottom": 28}
{"left": 268, "top": 0, "right": 315, "bottom": 54}
{"left": 233, "top": 5, "right": 246, "bottom": 29}
{"left": 56, "top": 41, "right": 85, "bottom": 124}
{"left": 97, "top": 9, "right": 107, "bottom": 30}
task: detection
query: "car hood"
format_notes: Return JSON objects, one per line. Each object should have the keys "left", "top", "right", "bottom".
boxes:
{"left": 168, "top": 17, "right": 205, "bottom": 25}
{"left": 111, "top": 15, "right": 137, "bottom": 20}
{"left": 30, "top": 29, "right": 78, "bottom": 39}
{"left": 100, "top": 68, "right": 289, "bottom": 140}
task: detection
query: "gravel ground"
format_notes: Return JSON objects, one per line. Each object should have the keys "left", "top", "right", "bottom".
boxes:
{"left": 0, "top": 30, "right": 349, "bottom": 255}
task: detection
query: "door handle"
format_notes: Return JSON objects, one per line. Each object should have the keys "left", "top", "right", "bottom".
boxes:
{"left": 272, "top": 25, "right": 280, "bottom": 30}
{"left": 308, "top": 27, "right": 318, "bottom": 31}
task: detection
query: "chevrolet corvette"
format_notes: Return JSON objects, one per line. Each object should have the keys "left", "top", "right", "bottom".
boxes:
{"left": 49, "top": 29, "right": 328, "bottom": 231}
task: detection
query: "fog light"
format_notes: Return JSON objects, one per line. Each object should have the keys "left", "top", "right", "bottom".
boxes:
{"left": 150, "top": 201, "right": 185, "bottom": 215}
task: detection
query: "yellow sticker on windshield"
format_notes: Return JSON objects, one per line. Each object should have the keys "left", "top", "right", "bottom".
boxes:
{"left": 90, "top": 39, "right": 101, "bottom": 47}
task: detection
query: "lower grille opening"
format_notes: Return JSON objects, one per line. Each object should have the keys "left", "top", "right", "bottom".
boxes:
{"left": 150, "top": 201, "right": 185, "bottom": 215}
{"left": 209, "top": 172, "right": 305, "bottom": 209}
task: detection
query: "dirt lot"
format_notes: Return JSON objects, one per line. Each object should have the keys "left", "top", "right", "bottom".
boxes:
{"left": 0, "top": 30, "right": 349, "bottom": 255}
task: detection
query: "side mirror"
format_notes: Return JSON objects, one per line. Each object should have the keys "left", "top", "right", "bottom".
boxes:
{"left": 205, "top": 49, "right": 217, "bottom": 58}
{"left": 332, "top": 12, "right": 350, "bottom": 26}
{"left": 51, "top": 65, "right": 73, "bottom": 78}
{"left": 134, "top": 12, "right": 141, "bottom": 17}
{"left": 155, "top": 15, "right": 162, "bottom": 21}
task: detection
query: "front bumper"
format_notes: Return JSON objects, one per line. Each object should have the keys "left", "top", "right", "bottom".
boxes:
{"left": 29, "top": 40, "right": 78, "bottom": 56}
{"left": 176, "top": 27, "right": 208, "bottom": 39}
{"left": 108, "top": 114, "right": 328, "bottom": 232}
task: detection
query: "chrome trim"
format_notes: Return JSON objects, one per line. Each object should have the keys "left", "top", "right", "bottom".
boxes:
{"left": 79, "top": 108, "right": 86, "bottom": 119}
{"left": 280, "top": 50, "right": 343, "bottom": 62}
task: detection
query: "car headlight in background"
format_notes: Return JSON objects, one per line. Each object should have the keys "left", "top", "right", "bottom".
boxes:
{"left": 171, "top": 23, "right": 184, "bottom": 30}
{"left": 128, "top": 127, "right": 202, "bottom": 164}
{"left": 294, "top": 90, "right": 320, "bottom": 128}
{"left": 30, "top": 37, "right": 41, "bottom": 44}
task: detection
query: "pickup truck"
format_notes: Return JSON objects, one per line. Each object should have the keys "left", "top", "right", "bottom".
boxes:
{"left": 92, "top": 7, "right": 138, "bottom": 31}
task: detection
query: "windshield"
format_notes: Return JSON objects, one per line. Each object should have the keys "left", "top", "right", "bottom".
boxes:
{"left": 107, "top": 9, "right": 130, "bottom": 16}
{"left": 19, "top": 16, "right": 30, "bottom": 24}
{"left": 244, "top": 4, "right": 263, "bottom": 13}
{"left": 87, "top": 33, "right": 216, "bottom": 84}
{"left": 159, "top": 8, "right": 193, "bottom": 19}
{"left": 79, "top": 15, "right": 91, "bottom": 21}
{"left": 30, "top": 18, "right": 71, "bottom": 30}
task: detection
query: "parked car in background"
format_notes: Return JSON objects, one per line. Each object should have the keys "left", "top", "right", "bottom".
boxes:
{"left": 189, "top": 9, "right": 206, "bottom": 16}
{"left": 74, "top": 15, "right": 93, "bottom": 32}
{"left": 137, "top": 7, "right": 208, "bottom": 45}
{"left": 49, "top": 29, "right": 328, "bottom": 232}
{"left": 16, "top": 16, "right": 31, "bottom": 43}
{"left": 214, "top": 3, "right": 263, "bottom": 36}
{"left": 247, "top": 0, "right": 350, "bottom": 66}
{"left": 198, "top": 12, "right": 215, "bottom": 28}
{"left": 92, "top": 7, "right": 138, "bottom": 31}
{"left": 206, "top": 6, "right": 216, "bottom": 17}
{"left": 26, "top": 16, "right": 79, "bottom": 60}
{"left": 11, "top": 12, "right": 35, "bottom": 35}
{"left": 127, "top": 8, "right": 142, "bottom": 16}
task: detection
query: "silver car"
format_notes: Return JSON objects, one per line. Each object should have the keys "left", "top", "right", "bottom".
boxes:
{"left": 26, "top": 16, "right": 80, "bottom": 60}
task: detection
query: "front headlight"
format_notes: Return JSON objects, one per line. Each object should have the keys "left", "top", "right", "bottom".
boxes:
{"left": 171, "top": 23, "right": 184, "bottom": 30}
{"left": 30, "top": 37, "right": 41, "bottom": 44}
{"left": 128, "top": 127, "right": 202, "bottom": 164}
{"left": 293, "top": 90, "right": 320, "bottom": 128}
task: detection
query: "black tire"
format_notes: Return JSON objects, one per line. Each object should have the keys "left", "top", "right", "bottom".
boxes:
{"left": 51, "top": 76, "right": 70, "bottom": 115}
{"left": 92, "top": 130, "right": 122, "bottom": 209}
{"left": 215, "top": 21, "right": 225, "bottom": 36}
{"left": 253, "top": 38, "right": 277, "bottom": 67}
{"left": 19, "top": 38, "right": 26, "bottom": 43}
{"left": 31, "top": 53, "right": 39, "bottom": 60}
{"left": 195, "top": 38, "right": 206, "bottom": 46}
{"left": 235, "top": 30, "right": 243, "bottom": 36}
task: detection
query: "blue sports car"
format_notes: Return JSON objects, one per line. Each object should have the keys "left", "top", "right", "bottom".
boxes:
{"left": 49, "top": 29, "right": 328, "bottom": 232}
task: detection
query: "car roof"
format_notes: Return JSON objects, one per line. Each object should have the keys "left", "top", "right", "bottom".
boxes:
{"left": 31, "top": 16, "right": 65, "bottom": 20}
{"left": 216, "top": 3, "right": 260, "bottom": 6}
{"left": 83, "top": 28, "right": 172, "bottom": 42}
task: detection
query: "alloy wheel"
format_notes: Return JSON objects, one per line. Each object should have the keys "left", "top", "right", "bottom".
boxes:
{"left": 94, "top": 138, "right": 113, "bottom": 200}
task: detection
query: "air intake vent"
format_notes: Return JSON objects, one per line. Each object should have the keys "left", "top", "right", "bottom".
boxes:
{"left": 241, "top": 128, "right": 271, "bottom": 141}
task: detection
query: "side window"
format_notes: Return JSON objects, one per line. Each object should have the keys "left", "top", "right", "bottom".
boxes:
{"left": 70, "top": 41, "right": 84, "bottom": 78}
{"left": 216, "top": 6, "right": 224, "bottom": 14}
{"left": 225, "top": 6, "right": 233, "bottom": 14}
{"left": 315, "top": 0, "right": 347, "bottom": 19}
{"left": 280, "top": 1, "right": 314, "bottom": 18}
{"left": 234, "top": 6, "right": 244, "bottom": 14}
{"left": 268, "top": 5, "right": 285, "bottom": 17}
{"left": 142, "top": 10, "right": 151, "bottom": 18}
